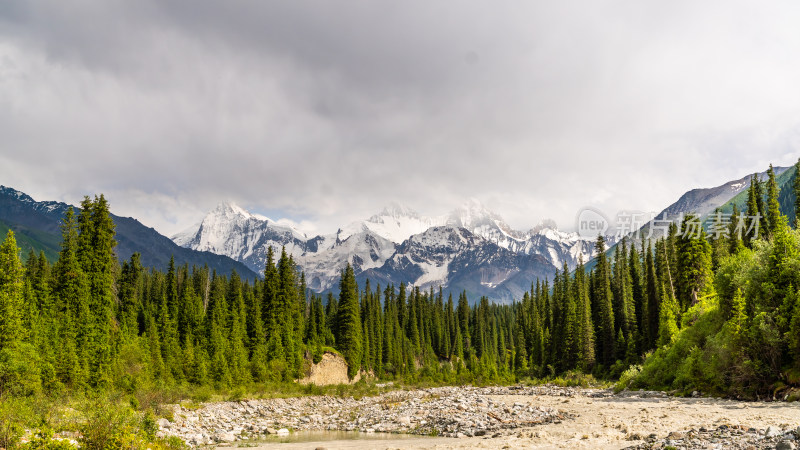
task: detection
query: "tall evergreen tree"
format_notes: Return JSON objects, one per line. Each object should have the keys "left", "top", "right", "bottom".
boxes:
{"left": 78, "top": 195, "right": 118, "bottom": 388}
{"left": 575, "top": 256, "right": 595, "bottom": 370}
{"left": 0, "top": 231, "right": 24, "bottom": 351}
{"left": 794, "top": 158, "right": 800, "bottom": 227}
{"left": 594, "top": 236, "right": 615, "bottom": 366}
{"left": 52, "top": 207, "right": 89, "bottom": 386}
{"left": 335, "top": 264, "right": 362, "bottom": 378}
{"left": 644, "top": 241, "right": 660, "bottom": 349}
{"left": 729, "top": 204, "right": 744, "bottom": 254}
{"left": 657, "top": 280, "right": 679, "bottom": 347}
{"left": 629, "top": 243, "right": 645, "bottom": 352}
{"left": 766, "top": 164, "right": 781, "bottom": 237}
{"left": 676, "top": 214, "right": 714, "bottom": 311}
{"left": 746, "top": 173, "right": 764, "bottom": 244}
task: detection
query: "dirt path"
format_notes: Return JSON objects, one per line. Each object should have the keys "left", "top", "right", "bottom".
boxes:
{"left": 239, "top": 389, "right": 800, "bottom": 449}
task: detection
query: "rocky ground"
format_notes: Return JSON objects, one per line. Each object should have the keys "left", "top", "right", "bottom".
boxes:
{"left": 159, "top": 385, "right": 569, "bottom": 446}
{"left": 624, "top": 424, "right": 799, "bottom": 449}
{"left": 158, "top": 385, "right": 800, "bottom": 449}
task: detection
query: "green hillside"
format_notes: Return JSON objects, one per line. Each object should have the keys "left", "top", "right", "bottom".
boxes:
{"left": 719, "top": 165, "right": 797, "bottom": 221}
{"left": 0, "top": 218, "right": 60, "bottom": 262}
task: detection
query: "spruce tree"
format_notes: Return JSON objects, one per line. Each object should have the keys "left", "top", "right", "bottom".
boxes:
{"left": 52, "top": 207, "right": 89, "bottom": 386}
{"left": 335, "top": 264, "right": 362, "bottom": 378}
{"left": 594, "top": 235, "right": 615, "bottom": 366}
{"left": 728, "top": 204, "right": 744, "bottom": 254}
{"left": 406, "top": 288, "right": 421, "bottom": 354}
{"left": 513, "top": 316, "right": 529, "bottom": 377}
{"left": 728, "top": 288, "right": 747, "bottom": 340}
{"left": 146, "top": 315, "right": 166, "bottom": 381}
{"left": 561, "top": 263, "right": 578, "bottom": 370}
{"left": 629, "top": 243, "right": 645, "bottom": 352}
{"left": 612, "top": 238, "right": 635, "bottom": 353}
{"left": 262, "top": 247, "right": 285, "bottom": 369}
{"left": 0, "top": 231, "right": 24, "bottom": 350}
{"left": 80, "top": 195, "right": 118, "bottom": 388}
{"left": 794, "top": 158, "right": 800, "bottom": 227}
{"left": 657, "top": 281, "right": 679, "bottom": 347}
{"left": 746, "top": 173, "right": 763, "bottom": 244}
{"left": 206, "top": 274, "right": 231, "bottom": 385}
{"left": 676, "top": 214, "right": 714, "bottom": 310}
{"left": 766, "top": 164, "right": 781, "bottom": 237}
{"left": 457, "top": 292, "right": 471, "bottom": 355}
{"left": 226, "top": 273, "right": 250, "bottom": 384}
{"left": 644, "top": 241, "right": 660, "bottom": 349}
{"left": 709, "top": 209, "right": 730, "bottom": 270}
{"left": 277, "top": 248, "right": 302, "bottom": 376}
{"left": 755, "top": 173, "right": 765, "bottom": 216}
{"left": 118, "top": 253, "right": 143, "bottom": 337}
{"left": 575, "top": 256, "right": 595, "bottom": 370}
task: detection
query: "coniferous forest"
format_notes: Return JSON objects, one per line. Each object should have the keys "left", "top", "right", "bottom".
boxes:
{"left": 2, "top": 163, "right": 800, "bottom": 408}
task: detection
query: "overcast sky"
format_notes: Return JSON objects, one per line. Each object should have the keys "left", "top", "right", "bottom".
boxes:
{"left": 2, "top": 1, "right": 800, "bottom": 237}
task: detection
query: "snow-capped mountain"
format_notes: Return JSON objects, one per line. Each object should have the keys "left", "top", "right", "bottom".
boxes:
{"left": 302, "top": 230, "right": 397, "bottom": 292}
{"left": 170, "top": 202, "right": 398, "bottom": 291}
{"left": 172, "top": 200, "right": 598, "bottom": 302}
{"left": 357, "top": 226, "right": 556, "bottom": 302}
{"left": 442, "top": 201, "right": 595, "bottom": 269}
{"left": 173, "top": 202, "right": 309, "bottom": 274}
{"left": 337, "top": 202, "right": 446, "bottom": 243}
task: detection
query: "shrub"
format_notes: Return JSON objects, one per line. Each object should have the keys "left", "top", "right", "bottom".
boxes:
{"left": 615, "top": 365, "right": 642, "bottom": 393}
{"left": 0, "top": 343, "right": 43, "bottom": 397}
{"left": 19, "top": 429, "right": 77, "bottom": 449}
{"left": 78, "top": 399, "right": 138, "bottom": 450}
{"left": 0, "top": 396, "right": 31, "bottom": 449}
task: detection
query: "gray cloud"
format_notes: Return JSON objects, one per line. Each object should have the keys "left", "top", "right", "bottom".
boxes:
{"left": 2, "top": 1, "right": 800, "bottom": 236}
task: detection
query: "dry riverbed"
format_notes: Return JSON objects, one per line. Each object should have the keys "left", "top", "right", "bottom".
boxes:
{"left": 159, "top": 385, "right": 800, "bottom": 449}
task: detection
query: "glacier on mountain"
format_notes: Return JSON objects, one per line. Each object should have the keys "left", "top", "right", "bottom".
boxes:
{"left": 171, "top": 200, "right": 599, "bottom": 301}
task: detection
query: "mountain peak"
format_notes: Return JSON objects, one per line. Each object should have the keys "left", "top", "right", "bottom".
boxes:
{"left": 531, "top": 218, "right": 559, "bottom": 235}
{"left": 375, "top": 202, "right": 420, "bottom": 220}
{"left": 0, "top": 185, "right": 35, "bottom": 203}
{"left": 447, "top": 199, "right": 505, "bottom": 230}
{"left": 213, "top": 201, "right": 250, "bottom": 217}
{"left": 210, "top": 202, "right": 269, "bottom": 222}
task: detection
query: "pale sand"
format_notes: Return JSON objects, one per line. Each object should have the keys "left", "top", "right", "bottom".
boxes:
{"left": 243, "top": 390, "right": 800, "bottom": 449}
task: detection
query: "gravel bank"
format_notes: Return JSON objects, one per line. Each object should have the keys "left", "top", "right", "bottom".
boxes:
{"left": 157, "top": 385, "right": 800, "bottom": 449}
{"left": 159, "top": 385, "right": 569, "bottom": 446}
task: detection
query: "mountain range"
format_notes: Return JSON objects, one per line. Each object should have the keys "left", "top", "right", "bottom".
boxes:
{"left": 2, "top": 165, "right": 793, "bottom": 303}
{"left": 172, "top": 199, "right": 596, "bottom": 302}
{"left": 173, "top": 166, "right": 798, "bottom": 302}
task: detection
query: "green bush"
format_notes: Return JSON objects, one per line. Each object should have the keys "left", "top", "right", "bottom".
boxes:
{"left": 76, "top": 397, "right": 186, "bottom": 450}
{"left": 78, "top": 398, "right": 145, "bottom": 450}
{"left": 0, "top": 396, "right": 31, "bottom": 449}
{"left": 0, "top": 343, "right": 43, "bottom": 397}
{"left": 19, "top": 429, "right": 77, "bottom": 449}
{"left": 615, "top": 365, "right": 642, "bottom": 393}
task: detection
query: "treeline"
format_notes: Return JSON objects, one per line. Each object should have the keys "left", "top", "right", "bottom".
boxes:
{"left": 0, "top": 196, "right": 525, "bottom": 395}
{"left": 1, "top": 163, "right": 799, "bottom": 397}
